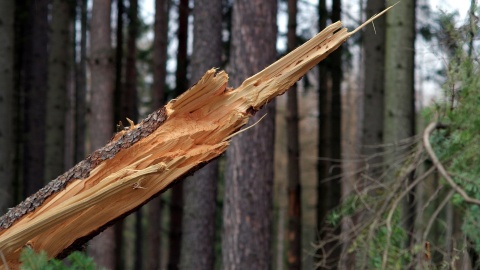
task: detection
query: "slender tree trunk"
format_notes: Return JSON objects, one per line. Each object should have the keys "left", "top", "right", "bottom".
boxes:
{"left": 75, "top": 0, "right": 88, "bottom": 163}
{"left": 22, "top": 0, "right": 49, "bottom": 197}
{"left": 316, "top": 0, "right": 342, "bottom": 268}
{"left": 168, "top": 1, "right": 189, "bottom": 269}
{"left": 179, "top": 0, "right": 222, "bottom": 269}
{"left": 114, "top": 0, "right": 125, "bottom": 126}
{"left": 88, "top": 1, "right": 117, "bottom": 269}
{"left": 148, "top": 1, "right": 169, "bottom": 269}
{"left": 45, "top": 0, "right": 71, "bottom": 181}
{"left": 221, "top": 0, "right": 277, "bottom": 269}
{"left": 362, "top": 0, "right": 385, "bottom": 165}
{"left": 0, "top": 0, "right": 16, "bottom": 214}
{"left": 126, "top": 0, "right": 142, "bottom": 268}
{"left": 384, "top": 0, "right": 416, "bottom": 251}
{"left": 286, "top": 0, "right": 302, "bottom": 269}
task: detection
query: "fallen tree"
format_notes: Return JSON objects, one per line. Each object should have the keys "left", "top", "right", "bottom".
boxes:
{"left": 0, "top": 9, "right": 392, "bottom": 268}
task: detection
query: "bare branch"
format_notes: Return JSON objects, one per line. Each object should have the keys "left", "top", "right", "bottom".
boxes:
{"left": 423, "top": 122, "right": 480, "bottom": 205}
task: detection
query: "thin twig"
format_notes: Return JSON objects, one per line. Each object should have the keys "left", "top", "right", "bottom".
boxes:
{"left": 423, "top": 122, "right": 480, "bottom": 205}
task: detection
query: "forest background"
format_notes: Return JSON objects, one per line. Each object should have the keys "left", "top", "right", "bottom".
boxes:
{"left": 0, "top": 0, "right": 478, "bottom": 269}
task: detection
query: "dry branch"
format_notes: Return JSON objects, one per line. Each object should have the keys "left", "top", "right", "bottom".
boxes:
{"left": 0, "top": 8, "right": 393, "bottom": 268}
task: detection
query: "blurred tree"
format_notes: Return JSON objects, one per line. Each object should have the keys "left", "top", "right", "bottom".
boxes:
{"left": 45, "top": 0, "right": 71, "bottom": 181}
{"left": 0, "top": 0, "right": 15, "bottom": 214}
{"left": 384, "top": 0, "right": 416, "bottom": 250}
{"left": 363, "top": 0, "right": 385, "bottom": 178}
{"left": 179, "top": 0, "right": 222, "bottom": 269}
{"left": 88, "top": 0, "right": 117, "bottom": 268}
{"left": 169, "top": 0, "right": 189, "bottom": 269}
{"left": 221, "top": 0, "right": 277, "bottom": 269}
{"left": 286, "top": 0, "right": 302, "bottom": 269}
{"left": 113, "top": 1, "right": 126, "bottom": 268}
{"left": 317, "top": 0, "right": 342, "bottom": 268}
{"left": 75, "top": 0, "right": 88, "bottom": 164}
{"left": 147, "top": 1, "right": 169, "bottom": 269}
{"left": 21, "top": 0, "right": 49, "bottom": 197}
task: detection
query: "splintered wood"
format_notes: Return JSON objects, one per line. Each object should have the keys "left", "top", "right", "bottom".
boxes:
{"left": 0, "top": 8, "right": 393, "bottom": 267}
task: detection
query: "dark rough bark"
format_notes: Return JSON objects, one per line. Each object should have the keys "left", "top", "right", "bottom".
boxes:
{"left": 126, "top": 0, "right": 141, "bottom": 268}
{"left": 168, "top": 1, "right": 189, "bottom": 269}
{"left": 179, "top": 0, "right": 222, "bottom": 269}
{"left": 114, "top": 0, "right": 125, "bottom": 126}
{"left": 124, "top": 0, "right": 138, "bottom": 122}
{"left": 174, "top": 0, "right": 189, "bottom": 98}
{"left": 151, "top": 0, "right": 169, "bottom": 109}
{"left": 45, "top": 0, "right": 71, "bottom": 181}
{"left": 317, "top": 0, "right": 342, "bottom": 268}
{"left": 329, "top": 1, "right": 343, "bottom": 268}
{"left": 316, "top": 0, "right": 331, "bottom": 262}
{"left": 88, "top": 0, "right": 117, "bottom": 268}
{"left": 148, "top": 1, "right": 169, "bottom": 269}
{"left": 0, "top": 0, "right": 16, "bottom": 214}
{"left": 134, "top": 209, "right": 143, "bottom": 270}
{"left": 221, "top": 0, "right": 277, "bottom": 269}
{"left": 0, "top": 106, "right": 167, "bottom": 230}
{"left": 362, "top": 0, "right": 385, "bottom": 165}
{"left": 75, "top": 0, "right": 88, "bottom": 163}
{"left": 286, "top": 0, "right": 302, "bottom": 269}
{"left": 22, "top": 0, "right": 49, "bottom": 197}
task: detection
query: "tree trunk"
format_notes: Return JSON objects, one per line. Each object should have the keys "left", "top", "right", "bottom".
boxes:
{"left": 384, "top": 3, "right": 416, "bottom": 268}
{"left": 221, "top": 0, "right": 277, "bottom": 269}
{"left": 88, "top": 0, "right": 116, "bottom": 269}
{"left": 0, "top": 0, "right": 16, "bottom": 214}
{"left": 179, "top": 0, "right": 222, "bottom": 269}
{"left": 75, "top": 0, "right": 88, "bottom": 163}
{"left": 168, "top": 1, "right": 189, "bottom": 269}
{"left": 22, "top": 0, "right": 49, "bottom": 197}
{"left": 45, "top": 0, "right": 71, "bottom": 181}
{"left": 148, "top": 1, "right": 169, "bottom": 269}
{"left": 0, "top": 17, "right": 383, "bottom": 267}
{"left": 286, "top": 0, "right": 302, "bottom": 269}
{"left": 363, "top": 0, "right": 385, "bottom": 169}
{"left": 384, "top": 0, "right": 416, "bottom": 251}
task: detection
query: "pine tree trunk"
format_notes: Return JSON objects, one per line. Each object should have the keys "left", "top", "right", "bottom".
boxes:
{"left": 286, "top": 0, "right": 302, "bottom": 268}
{"left": 221, "top": 1, "right": 278, "bottom": 269}
{"left": 179, "top": 0, "right": 222, "bottom": 269}
{"left": 88, "top": 0, "right": 117, "bottom": 268}
{"left": 148, "top": 1, "right": 169, "bottom": 269}
{"left": 75, "top": 0, "right": 88, "bottom": 163}
{"left": 22, "top": 0, "right": 49, "bottom": 197}
{"left": 45, "top": 0, "right": 71, "bottom": 181}
{"left": 168, "top": 1, "right": 189, "bottom": 269}
{"left": 0, "top": 0, "right": 16, "bottom": 214}
{"left": 384, "top": 0, "right": 416, "bottom": 251}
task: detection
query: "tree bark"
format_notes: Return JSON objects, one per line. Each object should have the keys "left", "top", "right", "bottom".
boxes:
{"left": 179, "top": 0, "right": 222, "bottom": 269}
{"left": 168, "top": 1, "right": 190, "bottom": 269}
{"left": 221, "top": 1, "right": 277, "bottom": 269}
{"left": 88, "top": 0, "right": 116, "bottom": 269}
{"left": 148, "top": 1, "right": 169, "bottom": 269}
{"left": 75, "top": 0, "right": 88, "bottom": 163}
{"left": 45, "top": 0, "right": 71, "bottom": 181}
{"left": 0, "top": 17, "right": 382, "bottom": 267}
{"left": 286, "top": 0, "right": 302, "bottom": 269}
{"left": 384, "top": 0, "right": 416, "bottom": 251}
{"left": 22, "top": 0, "right": 49, "bottom": 197}
{"left": 0, "top": 0, "right": 16, "bottom": 214}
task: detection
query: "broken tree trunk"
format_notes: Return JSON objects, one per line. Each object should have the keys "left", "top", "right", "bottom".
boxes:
{"left": 0, "top": 11, "right": 391, "bottom": 268}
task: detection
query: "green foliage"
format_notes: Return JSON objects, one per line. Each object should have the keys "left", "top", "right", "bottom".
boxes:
{"left": 19, "top": 248, "right": 98, "bottom": 270}
{"left": 425, "top": 6, "right": 480, "bottom": 255}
